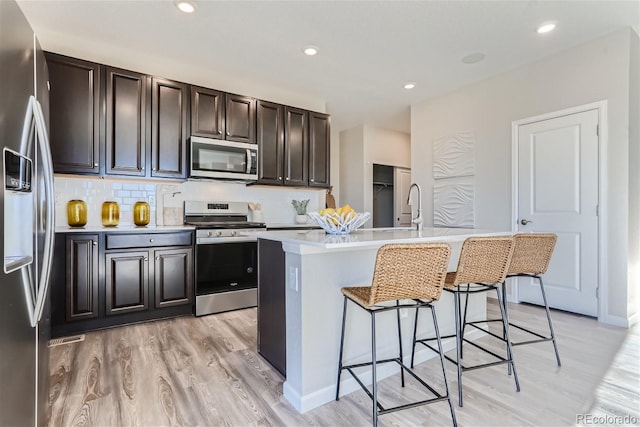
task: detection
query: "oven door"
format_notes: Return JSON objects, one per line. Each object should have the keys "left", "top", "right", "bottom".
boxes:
{"left": 190, "top": 136, "right": 257, "bottom": 180}
{"left": 195, "top": 240, "right": 257, "bottom": 295}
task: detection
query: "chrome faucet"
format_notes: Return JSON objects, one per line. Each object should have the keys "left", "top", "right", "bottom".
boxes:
{"left": 407, "top": 183, "right": 423, "bottom": 231}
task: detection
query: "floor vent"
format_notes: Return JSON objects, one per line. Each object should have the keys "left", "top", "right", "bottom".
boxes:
{"left": 48, "top": 334, "right": 85, "bottom": 347}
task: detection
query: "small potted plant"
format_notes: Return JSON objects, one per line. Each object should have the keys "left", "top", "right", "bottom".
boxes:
{"left": 291, "top": 199, "right": 310, "bottom": 224}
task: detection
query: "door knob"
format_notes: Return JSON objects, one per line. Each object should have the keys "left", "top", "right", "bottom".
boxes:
{"left": 520, "top": 219, "right": 533, "bottom": 225}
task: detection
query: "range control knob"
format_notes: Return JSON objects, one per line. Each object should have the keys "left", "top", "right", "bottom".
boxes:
{"left": 231, "top": 231, "right": 237, "bottom": 237}
{"left": 216, "top": 231, "right": 222, "bottom": 237}
{"left": 207, "top": 231, "right": 212, "bottom": 237}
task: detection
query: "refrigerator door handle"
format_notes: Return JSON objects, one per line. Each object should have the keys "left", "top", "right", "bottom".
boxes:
{"left": 31, "top": 98, "right": 54, "bottom": 326}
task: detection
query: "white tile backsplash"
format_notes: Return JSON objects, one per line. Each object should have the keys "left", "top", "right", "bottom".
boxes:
{"left": 54, "top": 176, "right": 157, "bottom": 227}
{"left": 55, "top": 176, "right": 327, "bottom": 228}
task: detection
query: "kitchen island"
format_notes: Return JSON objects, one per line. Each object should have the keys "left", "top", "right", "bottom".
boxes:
{"left": 252, "top": 227, "right": 510, "bottom": 413}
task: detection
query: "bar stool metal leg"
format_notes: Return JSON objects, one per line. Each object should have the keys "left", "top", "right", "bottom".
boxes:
{"left": 396, "top": 300, "right": 405, "bottom": 387}
{"left": 502, "top": 282, "right": 512, "bottom": 375}
{"left": 431, "top": 305, "right": 458, "bottom": 427}
{"left": 539, "top": 276, "right": 562, "bottom": 366}
{"left": 371, "top": 311, "right": 378, "bottom": 427}
{"left": 410, "top": 307, "right": 419, "bottom": 369}
{"left": 495, "top": 288, "right": 520, "bottom": 392}
{"left": 454, "top": 290, "right": 463, "bottom": 406}
{"left": 335, "top": 296, "right": 348, "bottom": 401}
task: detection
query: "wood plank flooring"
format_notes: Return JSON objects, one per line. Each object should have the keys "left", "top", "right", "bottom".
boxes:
{"left": 47, "top": 301, "right": 639, "bottom": 426}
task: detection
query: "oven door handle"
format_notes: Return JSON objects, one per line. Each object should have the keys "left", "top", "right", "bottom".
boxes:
{"left": 246, "top": 149, "right": 252, "bottom": 174}
{"left": 197, "top": 236, "right": 258, "bottom": 244}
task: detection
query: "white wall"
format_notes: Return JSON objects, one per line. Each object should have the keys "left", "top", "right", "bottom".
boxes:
{"left": 628, "top": 30, "right": 640, "bottom": 324}
{"left": 339, "top": 125, "right": 410, "bottom": 223}
{"left": 338, "top": 126, "right": 365, "bottom": 212}
{"left": 411, "top": 28, "right": 638, "bottom": 325}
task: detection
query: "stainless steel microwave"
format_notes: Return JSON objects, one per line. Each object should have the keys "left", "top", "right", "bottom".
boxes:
{"left": 190, "top": 136, "right": 258, "bottom": 181}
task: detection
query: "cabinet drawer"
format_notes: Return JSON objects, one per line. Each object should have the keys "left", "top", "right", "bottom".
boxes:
{"left": 106, "top": 232, "right": 193, "bottom": 249}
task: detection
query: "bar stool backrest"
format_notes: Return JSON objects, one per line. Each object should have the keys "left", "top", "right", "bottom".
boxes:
{"left": 448, "top": 236, "right": 514, "bottom": 286}
{"left": 508, "top": 233, "right": 557, "bottom": 276}
{"left": 368, "top": 243, "right": 451, "bottom": 305}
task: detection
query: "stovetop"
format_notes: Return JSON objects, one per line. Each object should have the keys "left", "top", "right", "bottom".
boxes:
{"left": 184, "top": 200, "right": 265, "bottom": 230}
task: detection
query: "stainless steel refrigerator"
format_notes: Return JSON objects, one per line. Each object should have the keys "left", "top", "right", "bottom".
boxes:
{"left": 0, "top": 0, "right": 55, "bottom": 425}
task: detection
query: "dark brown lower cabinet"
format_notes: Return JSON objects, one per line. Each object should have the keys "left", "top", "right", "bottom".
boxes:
{"left": 65, "top": 234, "right": 99, "bottom": 321}
{"left": 257, "top": 238, "right": 286, "bottom": 376}
{"left": 154, "top": 248, "right": 193, "bottom": 308}
{"left": 105, "top": 251, "right": 149, "bottom": 315}
{"left": 51, "top": 231, "right": 194, "bottom": 338}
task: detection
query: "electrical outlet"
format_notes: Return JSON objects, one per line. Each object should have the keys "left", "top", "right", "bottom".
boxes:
{"left": 289, "top": 267, "right": 299, "bottom": 292}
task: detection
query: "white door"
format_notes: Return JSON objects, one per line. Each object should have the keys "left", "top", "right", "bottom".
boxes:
{"left": 517, "top": 109, "right": 599, "bottom": 316}
{"left": 394, "top": 167, "right": 412, "bottom": 226}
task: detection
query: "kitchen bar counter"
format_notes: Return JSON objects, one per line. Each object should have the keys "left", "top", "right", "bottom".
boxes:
{"left": 253, "top": 227, "right": 509, "bottom": 413}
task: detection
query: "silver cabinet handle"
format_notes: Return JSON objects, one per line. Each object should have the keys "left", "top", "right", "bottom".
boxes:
{"left": 286, "top": 177, "right": 290, "bottom": 180}
{"left": 156, "top": 256, "right": 160, "bottom": 260}
{"left": 144, "top": 257, "right": 148, "bottom": 261}
{"left": 152, "top": 168, "right": 156, "bottom": 171}
{"left": 520, "top": 219, "right": 533, "bottom": 225}
{"left": 310, "top": 178, "right": 314, "bottom": 182}
{"left": 278, "top": 176, "right": 282, "bottom": 180}
{"left": 93, "top": 241, "right": 97, "bottom": 246}
{"left": 226, "top": 131, "right": 230, "bottom": 136}
{"left": 94, "top": 163, "right": 99, "bottom": 167}
{"left": 150, "top": 238, "right": 155, "bottom": 243}
{"left": 218, "top": 130, "right": 222, "bottom": 135}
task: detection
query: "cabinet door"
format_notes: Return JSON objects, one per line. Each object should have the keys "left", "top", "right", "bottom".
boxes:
{"left": 154, "top": 248, "right": 193, "bottom": 308}
{"left": 46, "top": 53, "right": 101, "bottom": 174}
{"left": 226, "top": 94, "right": 255, "bottom": 143}
{"left": 65, "top": 235, "right": 99, "bottom": 321}
{"left": 105, "top": 67, "right": 147, "bottom": 176}
{"left": 256, "top": 100, "right": 284, "bottom": 185}
{"left": 284, "top": 107, "right": 308, "bottom": 186}
{"left": 151, "top": 77, "right": 188, "bottom": 179}
{"left": 191, "top": 85, "right": 224, "bottom": 139}
{"left": 105, "top": 251, "right": 149, "bottom": 315}
{"left": 308, "top": 112, "right": 330, "bottom": 187}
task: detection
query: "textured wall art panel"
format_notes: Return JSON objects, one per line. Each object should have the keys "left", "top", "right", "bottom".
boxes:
{"left": 433, "top": 130, "right": 475, "bottom": 179}
{"left": 433, "top": 182, "right": 475, "bottom": 228}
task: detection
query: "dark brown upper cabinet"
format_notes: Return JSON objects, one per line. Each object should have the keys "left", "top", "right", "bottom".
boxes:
{"left": 308, "top": 112, "right": 330, "bottom": 187}
{"left": 191, "top": 85, "right": 224, "bottom": 139}
{"left": 105, "top": 67, "right": 148, "bottom": 177}
{"left": 151, "top": 77, "right": 188, "bottom": 179}
{"left": 256, "top": 100, "right": 284, "bottom": 185}
{"left": 46, "top": 53, "right": 102, "bottom": 175}
{"left": 226, "top": 93, "right": 256, "bottom": 143}
{"left": 284, "top": 107, "right": 308, "bottom": 186}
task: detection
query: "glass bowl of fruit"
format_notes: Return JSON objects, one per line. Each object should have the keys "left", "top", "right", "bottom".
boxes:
{"left": 307, "top": 205, "right": 371, "bottom": 235}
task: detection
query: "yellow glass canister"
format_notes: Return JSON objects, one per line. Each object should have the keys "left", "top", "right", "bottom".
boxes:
{"left": 101, "top": 201, "right": 120, "bottom": 227}
{"left": 133, "top": 201, "right": 150, "bottom": 226}
{"left": 67, "top": 200, "right": 87, "bottom": 227}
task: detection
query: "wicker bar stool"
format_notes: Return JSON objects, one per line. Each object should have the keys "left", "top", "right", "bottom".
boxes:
{"left": 335, "top": 243, "right": 457, "bottom": 427}
{"left": 503, "top": 233, "right": 561, "bottom": 366}
{"left": 410, "top": 236, "right": 519, "bottom": 407}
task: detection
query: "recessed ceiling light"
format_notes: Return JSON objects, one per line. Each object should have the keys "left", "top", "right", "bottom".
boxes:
{"left": 403, "top": 82, "right": 416, "bottom": 90}
{"left": 461, "top": 52, "right": 486, "bottom": 64}
{"left": 537, "top": 22, "right": 556, "bottom": 34}
{"left": 303, "top": 46, "right": 319, "bottom": 56}
{"left": 175, "top": 0, "right": 196, "bottom": 13}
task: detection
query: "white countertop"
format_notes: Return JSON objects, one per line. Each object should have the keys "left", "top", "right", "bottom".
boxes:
{"left": 55, "top": 225, "right": 195, "bottom": 233}
{"left": 248, "top": 226, "right": 511, "bottom": 249}
{"left": 266, "top": 223, "right": 321, "bottom": 229}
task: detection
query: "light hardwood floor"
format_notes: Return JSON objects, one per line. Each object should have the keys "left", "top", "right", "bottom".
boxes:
{"left": 47, "top": 301, "right": 639, "bottom": 426}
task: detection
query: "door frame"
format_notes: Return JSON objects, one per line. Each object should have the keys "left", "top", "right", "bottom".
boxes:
{"left": 510, "top": 100, "right": 608, "bottom": 321}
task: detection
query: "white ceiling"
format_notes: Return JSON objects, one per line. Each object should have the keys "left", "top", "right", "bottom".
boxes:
{"left": 17, "top": 0, "right": 640, "bottom": 133}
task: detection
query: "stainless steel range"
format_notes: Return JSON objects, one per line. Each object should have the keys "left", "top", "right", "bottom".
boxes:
{"left": 184, "top": 201, "right": 266, "bottom": 316}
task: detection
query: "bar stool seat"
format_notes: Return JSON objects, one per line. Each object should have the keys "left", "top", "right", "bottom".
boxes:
{"left": 335, "top": 243, "right": 457, "bottom": 427}
{"left": 503, "top": 233, "right": 561, "bottom": 366}
{"left": 411, "top": 236, "right": 520, "bottom": 407}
